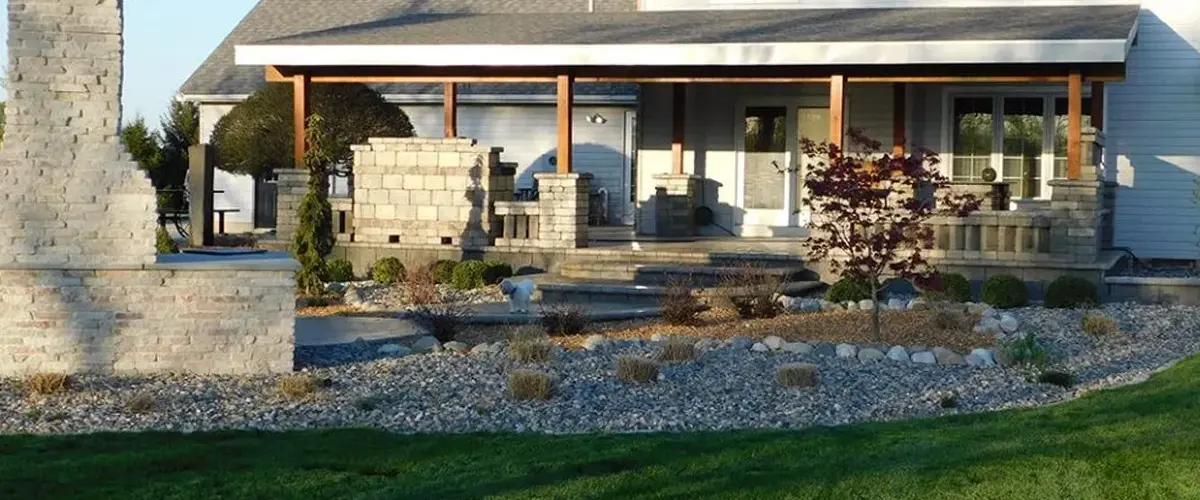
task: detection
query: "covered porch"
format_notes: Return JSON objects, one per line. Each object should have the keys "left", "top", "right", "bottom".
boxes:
{"left": 236, "top": 4, "right": 1138, "bottom": 268}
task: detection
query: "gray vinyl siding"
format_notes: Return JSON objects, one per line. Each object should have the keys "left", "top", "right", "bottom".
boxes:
{"left": 197, "top": 102, "right": 635, "bottom": 228}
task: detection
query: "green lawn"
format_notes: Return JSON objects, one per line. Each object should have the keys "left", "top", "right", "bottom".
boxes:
{"left": 3, "top": 359, "right": 1200, "bottom": 500}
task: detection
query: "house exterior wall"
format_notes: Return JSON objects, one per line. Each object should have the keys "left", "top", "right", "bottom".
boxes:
{"left": 196, "top": 102, "right": 635, "bottom": 231}
{"left": 641, "top": 0, "right": 1200, "bottom": 261}
{"left": 637, "top": 83, "right": 894, "bottom": 236}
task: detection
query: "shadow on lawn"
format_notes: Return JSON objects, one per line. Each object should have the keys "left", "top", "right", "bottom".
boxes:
{"left": 1, "top": 359, "right": 1198, "bottom": 500}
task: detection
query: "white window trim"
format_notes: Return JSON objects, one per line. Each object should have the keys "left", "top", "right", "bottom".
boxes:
{"left": 941, "top": 86, "right": 1091, "bottom": 200}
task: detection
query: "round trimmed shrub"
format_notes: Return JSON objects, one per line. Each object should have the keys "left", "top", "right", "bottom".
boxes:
{"left": 981, "top": 274, "right": 1028, "bottom": 309}
{"left": 431, "top": 260, "right": 458, "bottom": 284}
{"left": 1044, "top": 276, "right": 1099, "bottom": 309}
{"left": 482, "top": 260, "right": 514, "bottom": 285}
{"left": 326, "top": 258, "right": 355, "bottom": 283}
{"left": 451, "top": 261, "right": 488, "bottom": 290}
{"left": 926, "top": 272, "right": 972, "bottom": 303}
{"left": 825, "top": 276, "right": 874, "bottom": 304}
{"left": 371, "top": 257, "right": 405, "bottom": 285}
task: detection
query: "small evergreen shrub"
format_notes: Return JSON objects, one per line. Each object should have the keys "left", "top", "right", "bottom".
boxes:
{"left": 926, "top": 272, "right": 971, "bottom": 303}
{"left": 1044, "top": 276, "right": 1099, "bottom": 309}
{"left": 1001, "top": 332, "right": 1047, "bottom": 367}
{"left": 451, "top": 261, "right": 488, "bottom": 290}
{"left": 372, "top": 257, "right": 405, "bottom": 285}
{"left": 325, "top": 258, "right": 355, "bottom": 283}
{"left": 981, "top": 274, "right": 1028, "bottom": 309}
{"left": 432, "top": 260, "right": 458, "bottom": 284}
{"left": 825, "top": 276, "right": 874, "bottom": 304}
{"left": 938, "top": 394, "right": 959, "bottom": 409}
{"left": 778, "top": 363, "right": 818, "bottom": 388}
{"left": 155, "top": 226, "right": 179, "bottom": 254}
{"left": 1038, "top": 371, "right": 1075, "bottom": 388}
{"left": 482, "top": 260, "right": 514, "bottom": 286}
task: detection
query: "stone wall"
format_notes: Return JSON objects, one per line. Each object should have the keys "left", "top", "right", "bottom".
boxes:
{"left": 351, "top": 138, "right": 513, "bottom": 248}
{"left": 0, "top": 0, "right": 297, "bottom": 375}
{"left": 653, "top": 174, "right": 701, "bottom": 237}
{"left": 534, "top": 173, "right": 592, "bottom": 249}
{"left": 275, "top": 169, "right": 310, "bottom": 245}
{"left": 0, "top": 264, "right": 295, "bottom": 374}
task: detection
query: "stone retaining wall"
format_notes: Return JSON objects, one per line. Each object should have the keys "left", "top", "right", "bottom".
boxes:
{"left": 0, "top": 262, "right": 295, "bottom": 375}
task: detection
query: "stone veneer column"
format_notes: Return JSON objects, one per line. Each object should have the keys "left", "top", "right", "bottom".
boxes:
{"left": 534, "top": 172, "right": 591, "bottom": 248}
{"left": 0, "top": 0, "right": 157, "bottom": 268}
{"left": 275, "top": 169, "right": 310, "bottom": 244}
{"left": 652, "top": 174, "right": 701, "bottom": 237}
{"left": 1048, "top": 127, "right": 1105, "bottom": 263}
{"left": 0, "top": 0, "right": 297, "bottom": 375}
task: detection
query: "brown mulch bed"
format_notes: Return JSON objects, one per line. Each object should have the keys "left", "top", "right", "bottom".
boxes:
{"left": 458, "top": 308, "right": 994, "bottom": 353}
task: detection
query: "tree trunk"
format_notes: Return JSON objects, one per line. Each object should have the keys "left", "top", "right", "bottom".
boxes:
{"left": 871, "top": 280, "right": 882, "bottom": 342}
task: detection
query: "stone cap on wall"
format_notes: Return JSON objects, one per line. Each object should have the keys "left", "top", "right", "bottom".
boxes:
{"left": 0, "top": 251, "right": 299, "bottom": 272}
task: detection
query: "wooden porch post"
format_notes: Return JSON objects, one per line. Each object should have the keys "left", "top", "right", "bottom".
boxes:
{"left": 671, "top": 83, "right": 686, "bottom": 175}
{"left": 830, "top": 74, "right": 846, "bottom": 149}
{"left": 1091, "top": 81, "right": 1105, "bottom": 132}
{"left": 1067, "top": 72, "right": 1083, "bottom": 180}
{"left": 443, "top": 83, "right": 458, "bottom": 138}
{"left": 293, "top": 74, "right": 310, "bottom": 168}
{"left": 892, "top": 83, "right": 906, "bottom": 156}
{"left": 556, "top": 73, "right": 575, "bottom": 174}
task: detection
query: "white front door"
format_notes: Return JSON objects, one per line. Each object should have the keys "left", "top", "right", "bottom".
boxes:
{"left": 736, "top": 99, "right": 831, "bottom": 234}
{"left": 622, "top": 110, "right": 637, "bottom": 226}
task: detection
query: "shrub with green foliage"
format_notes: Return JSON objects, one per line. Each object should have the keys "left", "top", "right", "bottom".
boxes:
{"left": 326, "top": 259, "right": 355, "bottom": 283}
{"left": 825, "top": 276, "right": 875, "bottom": 304}
{"left": 155, "top": 226, "right": 179, "bottom": 254}
{"left": 1002, "top": 332, "right": 1048, "bottom": 367}
{"left": 926, "top": 272, "right": 972, "bottom": 303}
{"left": 211, "top": 83, "right": 414, "bottom": 178}
{"left": 482, "top": 261, "right": 514, "bottom": 286}
{"left": 1044, "top": 276, "right": 1099, "bottom": 309}
{"left": 982, "top": 274, "right": 1028, "bottom": 309}
{"left": 292, "top": 115, "right": 334, "bottom": 296}
{"left": 452, "top": 261, "right": 489, "bottom": 290}
{"left": 432, "top": 260, "right": 458, "bottom": 284}
{"left": 1038, "top": 371, "right": 1075, "bottom": 388}
{"left": 372, "top": 257, "right": 405, "bottom": 285}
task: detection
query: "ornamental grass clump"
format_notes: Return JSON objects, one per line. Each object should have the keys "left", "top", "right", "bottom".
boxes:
{"left": 1002, "top": 332, "right": 1048, "bottom": 367}
{"left": 1081, "top": 313, "right": 1121, "bottom": 337}
{"left": 616, "top": 356, "right": 660, "bottom": 384}
{"left": 658, "top": 337, "right": 698, "bottom": 363}
{"left": 276, "top": 374, "right": 325, "bottom": 401}
{"left": 509, "top": 328, "right": 556, "bottom": 364}
{"left": 508, "top": 370, "right": 554, "bottom": 401}
{"left": 124, "top": 391, "right": 157, "bottom": 414}
{"left": 777, "top": 363, "right": 818, "bottom": 388}
{"left": 25, "top": 373, "right": 69, "bottom": 396}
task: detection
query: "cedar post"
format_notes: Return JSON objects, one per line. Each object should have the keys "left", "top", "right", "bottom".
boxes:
{"left": 671, "top": 83, "right": 686, "bottom": 175}
{"left": 1067, "top": 72, "right": 1083, "bottom": 180}
{"left": 556, "top": 73, "right": 574, "bottom": 174}
{"left": 293, "top": 74, "right": 310, "bottom": 168}
{"left": 444, "top": 83, "right": 458, "bottom": 138}
{"left": 830, "top": 75, "right": 846, "bottom": 149}
{"left": 892, "top": 83, "right": 906, "bottom": 156}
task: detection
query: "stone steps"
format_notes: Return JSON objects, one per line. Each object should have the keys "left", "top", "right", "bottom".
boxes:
{"left": 560, "top": 261, "right": 812, "bottom": 286}
{"left": 537, "top": 279, "right": 825, "bottom": 307}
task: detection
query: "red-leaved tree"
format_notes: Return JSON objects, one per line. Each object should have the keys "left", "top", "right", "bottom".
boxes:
{"left": 798, "top": 131, "right": 981, "bottom": 341}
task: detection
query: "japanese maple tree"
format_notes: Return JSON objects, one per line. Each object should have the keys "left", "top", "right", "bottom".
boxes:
{"left": 797, "top": 130, "right": 981, "bottom": 341}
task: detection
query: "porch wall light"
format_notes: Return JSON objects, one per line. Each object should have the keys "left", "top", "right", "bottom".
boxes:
{"left": 586, "top": 113, "right": 608, "bottom": 125}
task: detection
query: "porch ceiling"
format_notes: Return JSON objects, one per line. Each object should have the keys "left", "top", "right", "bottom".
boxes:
{"left": 236, "top": 5, "right": 1140, "bottom": 69}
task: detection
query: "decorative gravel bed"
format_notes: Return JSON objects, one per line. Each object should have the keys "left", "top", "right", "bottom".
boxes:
{"left": 2, "top": 304, "right": 1198, "bottom": 435}
{"left": 298, "top": 281, "right": 504, "bottom": 317}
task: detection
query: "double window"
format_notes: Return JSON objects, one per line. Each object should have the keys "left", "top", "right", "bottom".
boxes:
{"left": 951, "top": 95, "right": 1092, "bottom": 199}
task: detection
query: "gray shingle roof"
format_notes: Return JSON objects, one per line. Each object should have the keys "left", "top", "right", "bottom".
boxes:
{"left": 180, "top": 0, "right": 638, "bottom": 99}
{"left": 254, "top": 5, "right": 1139, "bottom": 46}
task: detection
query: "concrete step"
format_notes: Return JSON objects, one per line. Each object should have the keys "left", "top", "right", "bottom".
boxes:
{"left": 538, "top": 279, "right": 824, "bottom": 307}
{"left": 561, "top": 262, "right": 813, "bottom": 286}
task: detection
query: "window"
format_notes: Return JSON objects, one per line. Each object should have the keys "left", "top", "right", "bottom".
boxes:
{"left": 952, "top": 97, "right": 993, "bottom": 182}
{"left": 743, "top": 106, "right": 788, "bottom": 210}
{"left": 950, "top": 94, "right": 1093, "bottom": 199}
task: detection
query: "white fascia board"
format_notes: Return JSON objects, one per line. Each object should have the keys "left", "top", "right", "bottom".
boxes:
{"left": 381, "top": 94, "right": 637, "bottom": 105}
{"left": 237, "top": 39, "right": 1132, "bottom": 67}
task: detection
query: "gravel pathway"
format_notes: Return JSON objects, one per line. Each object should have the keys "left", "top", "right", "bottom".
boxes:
{"left": 2, "top": 304, "right": 1198, "bottom": 435}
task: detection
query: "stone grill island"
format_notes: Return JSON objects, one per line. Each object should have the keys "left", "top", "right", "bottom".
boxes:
{"left": 0, "top": 0, "right": 296, "bottom": 375}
